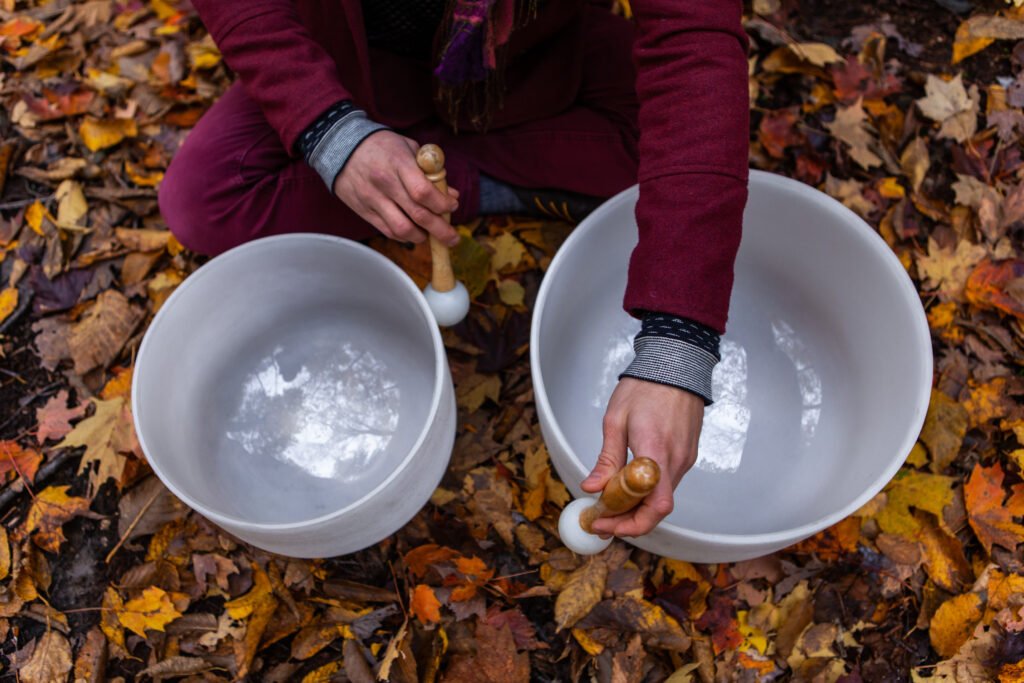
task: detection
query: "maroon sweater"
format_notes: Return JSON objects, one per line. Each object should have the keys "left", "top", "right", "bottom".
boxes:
{"left": 190, "top": 0, "right": 749, "bottom": 334}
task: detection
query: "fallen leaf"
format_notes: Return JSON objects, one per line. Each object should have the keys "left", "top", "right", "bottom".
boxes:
{"left": 19, "top": 486, "right": 91, "bottom": 552}
{"left": 827, "top": 99, "right": 882, "bottom": 169}
{"left": 35, "top": 389, "right": 86, "bottom": 444}
{"left": 411, "top": 584, "right": 442, "bottom": 625}
{"left": 930, "top": 592, "right": 983, "bottom": 658}
{"left": 115, "top": 586, "right": 183, "bottom": 637}
{"left": 490, "top": 232, "right": 528, "bottom": 272}
{"left": 919, "top": 389, "right": 968, "bottom": 472}
{"left": 59, "top": 396, "right": 135, "bottom": 493}
{"left": 0, "top": 287, "right": 18, "bottom": 325}
{"left": 497, "top": 279, "right": 525, "bottom": 307}
{"left": 916, "top": 74, "right": 980, "bottom": 143}
{"left": 900, "top": 137, "right": 930, "bottom": 193}
{"left": 441, "top": 621, "right": 530, "bottom": 683}
{"left": 917, "top": 237, "right": 988, "bottom": 300}
{"left": 67, "top": 289, "right": 144, "bottom": 374}
{"left": 0, "top": 441, "right": 43, "bottom": 484}
{"left": 555, "top": 558, "right": 608, "bottom": 630}
{"left": 79, "top": 117, "right": 137, "bottom": 152}
{"left": 953, "top": 15, "right": 1024, "bottom": 64}
{"left": 964, "top": 462, "right": 1024, "bottom": 554}
{"left": 874, "top": 469, "right": 957, "bottom": 540}
{"left": 578, "top": 596, "right": 692, "bottom": 652}
{"left": 965, "top": 259, "right": 1024, "bottom": 320}
{"left": 787, "top": 42, "right": 843, "bottom": 66}
{"left": 20, "top": 631, "right": 72, "bottom": 683}
{"left": 456, "top": 372, "right": 501, "bottom": 412}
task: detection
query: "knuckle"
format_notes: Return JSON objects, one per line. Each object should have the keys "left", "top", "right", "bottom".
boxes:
{"left": 653, "top": 498, "right": 674, "bottom": 516}
{"left": 411, "top": 184, "right": 433, "bottom": 203}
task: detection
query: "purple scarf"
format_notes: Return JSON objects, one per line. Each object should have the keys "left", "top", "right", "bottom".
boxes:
{"left": 434, "top": 0, "right": 516, "bottom": 86}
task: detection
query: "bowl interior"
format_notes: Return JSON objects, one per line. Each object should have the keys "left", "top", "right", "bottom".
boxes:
{"left": 134, "top": 235, "right": 440, "bottom": 526}
{"left": 536, "top": 173, "right": 930, "bottom": 538}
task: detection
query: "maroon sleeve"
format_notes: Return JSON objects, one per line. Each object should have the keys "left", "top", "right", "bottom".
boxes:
{"left": 192, "top": 0, "right": 354, "bottom": 152}
{"left": 623, "top": 1, "right": 750, "bottom": 335}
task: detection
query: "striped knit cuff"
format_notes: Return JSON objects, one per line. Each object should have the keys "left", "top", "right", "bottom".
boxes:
{"left": 298, "top": 101, "right": 390, "bottom": 191}
{"left": 619, "top": 313, "right": 721, "bottom": 406}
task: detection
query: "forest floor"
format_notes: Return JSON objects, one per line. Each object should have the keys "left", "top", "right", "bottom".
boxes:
{"left": 1, "top": 0, "right": 1024, "bottom": 681}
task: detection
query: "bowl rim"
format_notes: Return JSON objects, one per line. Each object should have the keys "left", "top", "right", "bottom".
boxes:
{"left": 132, "top": 232, "right": 448, "bottom": 533}
{"left": 530, "top": 170, "right": 934, "bottom": 547}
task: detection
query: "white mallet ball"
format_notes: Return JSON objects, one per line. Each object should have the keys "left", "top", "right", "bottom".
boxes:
{"left": 423, "top": 281, "right": 470, "bottom": 327}
{"left": 559, "top": 497, "right": 613, "bottom": 555}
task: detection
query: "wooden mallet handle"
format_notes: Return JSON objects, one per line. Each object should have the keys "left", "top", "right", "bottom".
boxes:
{"left": 579, "top": 457, "right": 661, "bottom": 533}
{"left": 415, "top": 144, "right": 456, "bottom": 293}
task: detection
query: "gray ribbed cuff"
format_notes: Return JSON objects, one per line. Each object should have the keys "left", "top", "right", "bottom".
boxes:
{"left": 620, "top": 336, "right": 718, "bottom": 405}
{"left": 307, "top": 110, "right": 390, "bottom": 190}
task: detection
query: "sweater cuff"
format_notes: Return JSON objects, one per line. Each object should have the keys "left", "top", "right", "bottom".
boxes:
{"left": 619, "top": 313, "right": 721, "bottom": 406}
{"left": 297, "top": 101, "right": 390, "bottom": 190}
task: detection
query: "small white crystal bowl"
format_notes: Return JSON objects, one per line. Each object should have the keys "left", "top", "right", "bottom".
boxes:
{"left": 133, "top": 234, "right": 456, "bottom": 558}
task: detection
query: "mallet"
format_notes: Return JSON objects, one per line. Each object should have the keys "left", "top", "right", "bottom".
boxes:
{"left": 558, "top": 457, "right": 661, "bottom": 555}
{"left": 416, "top": 144, "right": 470, "bottom": 327}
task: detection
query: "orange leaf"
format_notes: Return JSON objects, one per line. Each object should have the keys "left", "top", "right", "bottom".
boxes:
{"left": 0, "top": 441, "right": 42, "bottom": 484}
{"left": 929, "top": 592, "right": 983, "bottom": 658}
{"left": 965, "top": 259, "right": 1024, "bottom": 321}
{"left": 18, "top": 485, "right": 90, "bottom": 553}
{"left": 404, "top": 544, "right": 459, "bottom": 578}
{"left": 965, "top": 463, "right": 1024, "bottom": 554}
{"left": 411, "top": 584, "right": 441, "bottom": 624}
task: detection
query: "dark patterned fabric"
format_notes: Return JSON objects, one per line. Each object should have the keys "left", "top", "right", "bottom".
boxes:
{"left": 295, "top": 99, "right": 356, "bottom": 159}
{"left": 363, "top": 0, "right": 447, "bottom": 60}
{"left": 636, "top": 311, "right": 720, "bottom": 360}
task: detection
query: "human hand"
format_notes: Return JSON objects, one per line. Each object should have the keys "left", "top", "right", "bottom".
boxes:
{"left": 580, "top": 377, "right": 704, "bottom": 537}
{"left": 333, "top": 131, "right": 461, "bottom": 245}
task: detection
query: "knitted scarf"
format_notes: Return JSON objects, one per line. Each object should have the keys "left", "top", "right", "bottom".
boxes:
{"left": 434, "top": 0, "right": 537, "bottom": 132}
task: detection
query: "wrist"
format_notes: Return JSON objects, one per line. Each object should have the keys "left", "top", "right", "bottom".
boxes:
{"left": 619, "top": 312, "right": 721, "bottom": 406}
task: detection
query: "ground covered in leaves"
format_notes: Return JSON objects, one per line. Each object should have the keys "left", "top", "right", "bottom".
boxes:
{"left": 0, "top": 0, "right": 1023, "bottom": 681}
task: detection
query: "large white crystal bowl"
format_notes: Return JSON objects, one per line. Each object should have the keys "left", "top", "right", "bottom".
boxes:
{"left": 133, "top": 234, "right": 456, "bottom": 558}
{"left": 531, "top": 171, "right": 932, "bottom": 563}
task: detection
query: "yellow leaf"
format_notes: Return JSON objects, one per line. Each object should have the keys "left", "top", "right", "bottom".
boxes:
{"left": 555, "top": 557, "right": 607, "bottom": 631}
{"left": 929, "top": 592, "right": 983, "bottom": 658}
{"left": 20, "top": 631, "right": 72, "bottom": 683}
{"left": 79, "top": 117, "right": 137, "bottom": 152}
{"left": 117, "top": 586, "right": 183, "bottom": 637}
{"left": 786, "top": 42, "right": 844, "bottom": 67}
{"left": 0, "top": 287, "right": 18, "bottom": 326}
{"left": 115, "top": 227, "right": 171, "bottom": 252}
{"left": 25, "top": 200, "right": 52, "bottom": 236}
{"left": 878, "top": 177, "right": 906, "bottom": 200}
{"left": 100, "top": 366, "right": 134, "bottom": 400}
{"left": 737, "top": 610, "right": 768, "bottom": 654}
{"left": 85, "top": 68, "right": 134, "bottom": 96}
{"left": 916, "top": 237, "right": 987, "bottom": 300}
{"left": 60, "top": 397, "right": 135, "bottom": 493}
{"left": 572, "top": 627, "right": 605, "bottom": 655}
{"left": 953, "top": 21, "right": 995, "bottom": 64}
{"left": 225, "top": 564, "right": 273, "bottom": 620}
{"left": 490, "top": 232, "right": 528, "bottom": 272}
{"left": 301, "top": 661, "right": 344, "bottom": 683}
{"left": 0, "top": 527, "right": 9, "bottom": 581}
{"left": 124, "top": 161, "right": 164, "bottom": 188}
{"left": 875, "top": 469, "right": 956, "bottom": 540}
{"left": 906, "top": 443, "right": 929, "bottom": 468}
{"left": 497, "top": 279, "right": 525, "bottom": 307}
{"left": 148, "top": 269, "right": 184, "bottom": 312}
{"left": 55, "top": 179, "right": 87, "bottom": 228}
{"left": 101, "top": 587, "right": 127, "bottom": 653}
{"left": 920, "top": 390, "right": 969, "bottom": 472}
{"left": 187, "top": 36, "right": 221, "bottom": 69}
{"left": 455, "top": 373, "right": 501, "bottom": 413}
{"left": 963, "top": 377, "right": 1015, "bottom": 426}
{"left": 19, "top": 485, "right": 90, "bottom": 552}
{"left": 411, "top": 584, "right": 442, "bottom": 624}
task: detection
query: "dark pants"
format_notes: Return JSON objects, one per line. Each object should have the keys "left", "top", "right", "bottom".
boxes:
{"left": 159, "top": 10, "right": 639, "bottom": 255}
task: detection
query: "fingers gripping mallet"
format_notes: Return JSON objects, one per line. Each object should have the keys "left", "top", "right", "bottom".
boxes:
{"left": 558, "top": 457, "right": 661, "bottom": 555}
{"left": 416, "top": 144, "right": 470, "bottom": 327}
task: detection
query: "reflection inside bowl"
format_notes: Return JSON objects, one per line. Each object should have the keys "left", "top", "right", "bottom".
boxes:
{"left": 594, "top": 315, "right": 826, "bottom": 475}
{"left": 226, "top": 342, "right": 399, "bottom": 480}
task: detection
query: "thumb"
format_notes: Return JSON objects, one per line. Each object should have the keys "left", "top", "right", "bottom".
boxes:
{"left": 582, "top": 410, "right": 627, "bottom": 493}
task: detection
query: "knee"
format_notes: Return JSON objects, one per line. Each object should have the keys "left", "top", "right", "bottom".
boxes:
{"left": 158, "top": 139, "right": 236, "bottom": 256}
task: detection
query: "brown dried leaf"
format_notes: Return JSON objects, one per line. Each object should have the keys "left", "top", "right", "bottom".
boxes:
{"left": 35, "top": 389, "right": 86, "bottom": 444}
{"left": 441, "top": 622, "right": 530, "bottom": 683}
{"left": 20, "top": 631, "right": 72, "bottom": 683}
{"left": 60, "top": 396, "right": 135, "bottom": 493}
{"left": 555, "top": 557, "right": 608, "bottom": 631}
{"left": 67, "top": 289, "right": 143, "bottom": 375}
